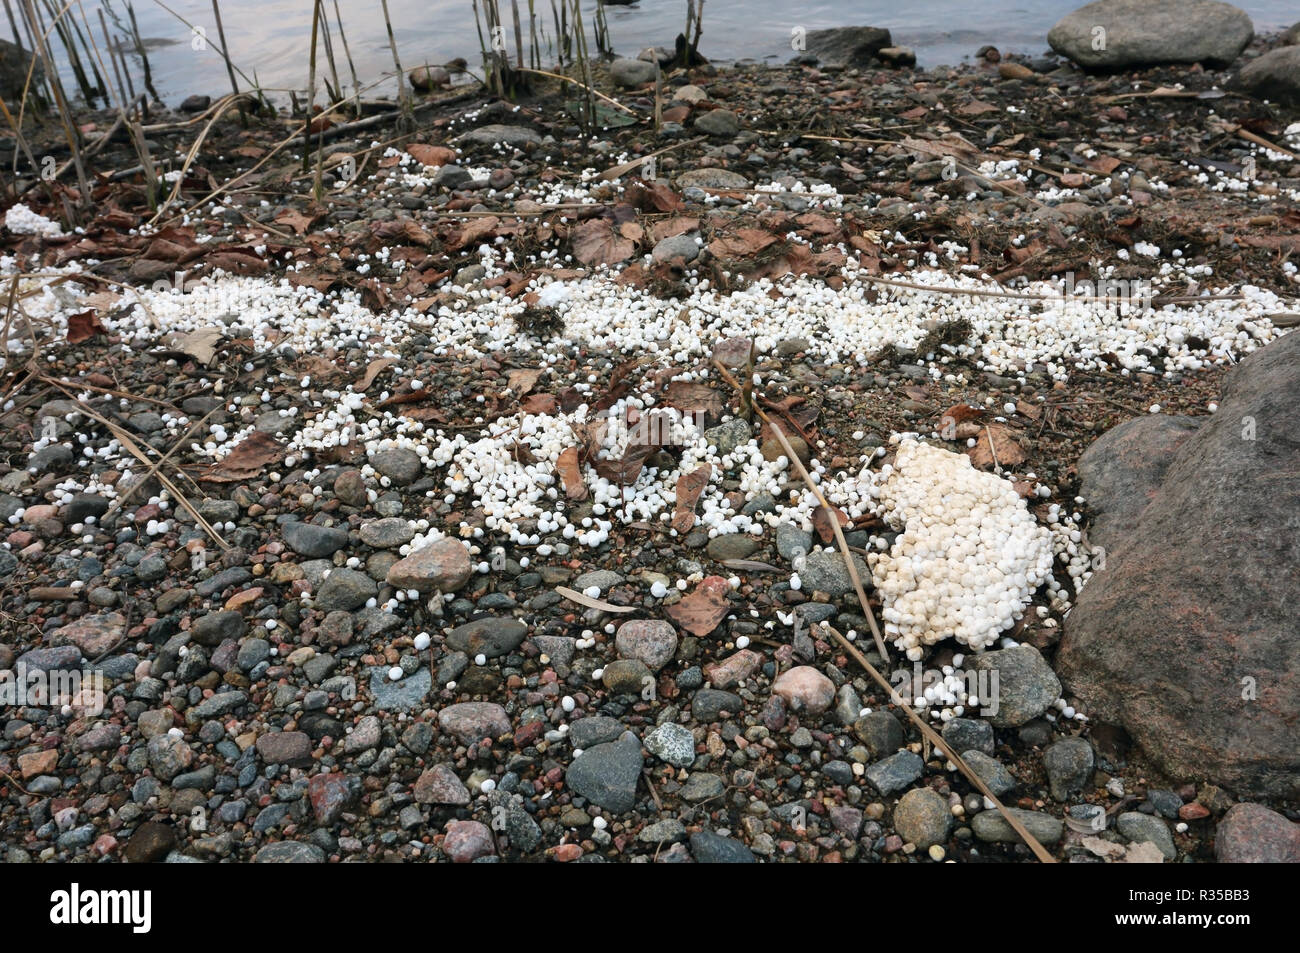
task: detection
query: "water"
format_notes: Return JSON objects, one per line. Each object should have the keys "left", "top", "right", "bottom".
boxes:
{"left": 8, "top": 0, "right": 1298, "bottom": 106}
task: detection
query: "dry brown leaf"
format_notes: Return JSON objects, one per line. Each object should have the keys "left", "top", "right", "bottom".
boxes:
{"left": 811, "top": 504, "right": 849, "bottom": 544}
{"left": 556, "top": 447, "right": 588, "bottom": 501}
{"left": 671, "top": 464, "right": 712, "bottom": 534}
{"left": 662, "top": 380, "right": 724, "bottom": 423}
{"left": 168, "top": 327, "right": 223, "bottom": 366}
{"left": 65, "top": 310, "right": 105, "bottom": 344}
{"left": 274, "top": 207, "right": 318, "bottom": 235}
{"left": 664, "top": 575, "right": 731, "bottom": 637}
{"left": 571, "top": 218, "right": 635, "bottom": 267}
{"left": 357, "top": 357, "right": 396, "bottom": 392}
{"left": 967, "top": 423, "right": 1026, "bottom": 470}
{"left": 521, "top": 393, "right": 558, "bottom": 414}
{"left": 200, "top": 432, "right": 285, "bottom": 482}
{"left": 508, "top": 368, "right": 544, "bottom": 395}
{"left": 708, "top": 228, "right": 778, "bottom": 259}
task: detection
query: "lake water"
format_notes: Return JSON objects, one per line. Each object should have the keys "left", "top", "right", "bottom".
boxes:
{"left": 7, "top": 0, "right": 1298, "bottom": 106}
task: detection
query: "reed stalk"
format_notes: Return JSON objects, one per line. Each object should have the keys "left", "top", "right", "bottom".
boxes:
{"left": 210, "top": 0, "right": 246, "bottom": 126}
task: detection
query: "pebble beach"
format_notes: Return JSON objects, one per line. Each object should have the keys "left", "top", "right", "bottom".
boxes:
{"left": 0, "top": 0, "right": 1298, "bottom": 869}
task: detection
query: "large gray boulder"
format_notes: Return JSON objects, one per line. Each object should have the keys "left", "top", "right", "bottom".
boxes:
{"left": 1047, "top": 0, "right": 1253, "bottom": 70}
{"left": 1058, "top": 331, "right": 1300, "bottom": 799}
{"left": 1076, "top": 414, "right": 1199, "bottom": 554}
{"left": 1235, "top": 46, "right": 1300, "bottom": 106}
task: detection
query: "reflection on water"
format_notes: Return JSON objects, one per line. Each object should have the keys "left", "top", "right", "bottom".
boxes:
{"left": 6, "top": 0, "right": 1297, "bottom": 106}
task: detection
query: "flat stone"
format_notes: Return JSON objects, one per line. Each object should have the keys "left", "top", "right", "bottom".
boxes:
{"left": 414, "top": 764, "right": 471, "bottom": 805}
{"left": 454, "top": 124, "right": 542, "bottom": 149}
{"left": 438, "top": 701, "right": 511, "bottom": 744}
{"left": 689, "top": 830, "right": 755, "bottom": 863}
{"left": 48, "top": 612, "right": 125, "bottom": 656}
{"left": 313, "top": 569, "right": 376, "bottom": 611}
{"left": 386, "top": 539, "right": 473, "bottom": 593}
{"left": 1043, "top": 736, "right": 1095, "bottom": 801}
{"left": 446, "top": 616, "right": 527, "bottom": 658}
{"left": 864, "top": 750, "right": 923, "bottom": 796}
{"left": 972, "top": 808, "right": 1064, "bottom": 846}
{"left": 255, "top": 730, "right": 312, "bottom": 765}
{"left": 1116, "top": 811, "right": 1177, "bottom": 860}
{"left": 358, "top": 517, "right": 414, "bottom": 548}
{"left": 565, "top": 733, "right": 643, "bottom": 813}
{"left": 282, "top": 520, "right": 349, "bottom": 558}
{"left": 253, "top": 841, "right": 326, "bottom": 863}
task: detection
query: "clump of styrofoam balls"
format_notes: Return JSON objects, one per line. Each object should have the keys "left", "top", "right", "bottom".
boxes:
{"left": 868, "top": 438, "right": 1053, "bottom": 659}
{"left": 4, "top": 203, "right": 65, "bottom": 238}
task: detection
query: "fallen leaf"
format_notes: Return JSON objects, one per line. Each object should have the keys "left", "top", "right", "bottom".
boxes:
{"left": 556, "top": 447, "right": 588, "bottom": 501}
{"left": 357, "top": 357, "right": 396, "bottom": 391}
{"left": 65, "top": 310, "right": 105, "bottom": 344}
{"left": 521, "top": 393, "right": 558, "bottom": 414}
{"left": 200, "top": 432, "right": 285, "bottom": 482}
{"left": 662, "top": 380, "right": 724, "bottom": 424}
{"left": 967, "top": 423, "right": 1026, "bottom": 470}
{"left": 671, "top": 464, "right": 712, "bottom": 533}
{"left": 167, "top": 327, "right": 223, "bottom": 366}
{"left": 709, "top": 227, "right": 777, "bottom": 259}
{"left": 508, "top": 368, "right": 544, "bottom": 395}
{"left": 555, "top": 585, "right": 636, "bottom": 613}
{"left": 274, "top": 207, "right": 318, "bottom": 235}
{"left": 665, "top": 575, "right": 731, "bottom": 637}
{"left": 571, "top": 218, "right": 635, "bottom": 267}
{"left": 811, "top": 504, "right": 849, "bottom": 544}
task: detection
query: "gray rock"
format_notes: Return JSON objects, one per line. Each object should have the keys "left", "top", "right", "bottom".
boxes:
{"left": 803, "top": 25, "right": 893, "bottom": 67}
{"left": 864, "top": 750, "right": 923, "bottom": 796}
{"left": 1116, "top": 811, "right": 1177, "bottom": 860}
{"left": 1235, "top": 45, "right": 1300, "bottom": 106}
{"left": 705, "top": 534, "right": 759, "bottom": 561}
{"left": 695, "top": 108, "right": 739, "bottom": 137}
{"left": 681, "top": 772, "right": 725, "bottom": 801}
{"left": 691, "top": 688, "right": 744, "bottom": 722}
{"left": 1047, "top": 0, "right": 1253, "bottom": 70}
{"left": 1058, "top": 332, "right": 1300, "bottom": 798}
{"left": 962, "top": 750, "right": 1017, "bottom": 797}
{"left": 644, "top": 722, "right": 696, "bottom": 767}
{"left": 191, "top": 610, "right": 245, "bottom": 647}
{"left": 610, "top": 57, "right": 656, "bottom": 87}
{"left": 971, "top": 808, "right": 1064, "bottom": 846}
{"left": 313, "top": 569, "right": 376, "bottom": 611}
{"left": 967, "top": 645, "right": 1060, "bottom": 728}
{"left": 369, "top": 666, "right": 431, "bottom": 710}
{"left": 446, "top": 617, "right": 528, "bottom": 658}
{"left": 639, "top": 818, "right": 687, "bottom": 843}
{"left": 455, "top": 124, "right": 542, "bottom": 149}
{"left": 689, "top": 830, "right": 755, "bottom": 863}
{"left": 252, "top": 841, "right": 326, "bottom": 863}
{"left": 358, "top": 517, "right": 414, "bottom": 549}
{"left": 282, "top": 520, "right": 349, "bottom": 558}
{"left": 1043, "top": 736, "right": 1094, "bottom": 801}
{"left": 775, "top": 523, "right": 813, "bottom": 562}
{"left": 570, "top": 715, "right": 625, "bottom": 749}
{"left": 941, "top": 717, "right": 995, "bottom": 756}
{"left": 651, "top": 234, "right": 701, "bottom": 264}
{"left": 367, "top": 447, "right": 422, "bottom": 485}
{"left": 1076, "top": 414, "right": 1199, "bottom": 553}
{"left": 800, "top": 550, "right": 870, "bottom": 598}
{"left": 565, "top": 733, "right": 643, "bottom": 812}
{"left": 677, "top": 168, "right": 750, "bottom": 192}
{"left": 852, "top": 710, "right": 904, "bottom": 759}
